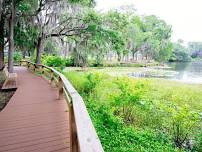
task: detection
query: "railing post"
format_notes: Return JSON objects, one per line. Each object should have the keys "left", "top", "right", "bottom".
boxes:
{"left": 58, "top": 77, "right": 64, "bottom": 99}
{"left": 33, "top": 64, "right": 36, "bottom": 72}
{"left": 69, "top": 104, "right": 79, "bottom": 152}
{"left": 64, "top": 94, "right": 79, "bottom": 152}
{"left": 27, "top": 62, "right": 30, "bottom": 68}
{"left": 50, "top": 71, "right": 54, "bottom": 85}
{"left": 41, "top": 66, "right": 44, "bottom": 74}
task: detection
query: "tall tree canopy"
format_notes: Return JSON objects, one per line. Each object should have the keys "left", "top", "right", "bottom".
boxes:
{"left": 0, "top": 0, "right": 178, "bottom": 71}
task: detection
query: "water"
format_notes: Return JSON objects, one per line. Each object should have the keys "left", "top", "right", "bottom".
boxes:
{"left": 168, "top": 61, "right": 202, "bottom": 84}
{"left": 129, "top": 61, "right": 202, "bottom": 84}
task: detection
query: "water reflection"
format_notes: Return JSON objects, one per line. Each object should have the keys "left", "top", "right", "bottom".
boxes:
{"left": 129, "top": 61, "right": 202, "bottom": 84}
{"left": 168, "top": 61, "right": 202, "bottom": 84}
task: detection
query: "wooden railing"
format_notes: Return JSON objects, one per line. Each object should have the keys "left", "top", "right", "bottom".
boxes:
{"left": 20, "top": 60, "right": 104, "bottom": 152}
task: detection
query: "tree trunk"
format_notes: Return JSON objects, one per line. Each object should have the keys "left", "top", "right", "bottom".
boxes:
{"left": 22, "top": 48, "right": 26, "bottom": 58}
{"left": 28, "top": 50, "right": 31, "bottom": 57}
{"left": 0, "top": 1, "right": 2, "bottom": 21}
{"left": 133, "top": 51, "right": 135, "bottom": 61}
{"left": 0, "top": 14, "right": 4, "bottom": 70}
{"left": 0, "top": 0, "right": 3, "bottom": 22}
{"left": 36, "top": 37, "right": 43, "bottom": 64}
{"left": 117, "top": 53, "right": 121, "bottom": 62}
{"left": 8, "top": 0, "right": 15, "bottom": 73}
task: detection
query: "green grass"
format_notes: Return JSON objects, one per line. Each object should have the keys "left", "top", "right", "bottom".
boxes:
{"left": 63, "top": 69, "right": 202, "bottom": 152}
{"left": 146, "top": 79, "right": 202, "bottom": 111}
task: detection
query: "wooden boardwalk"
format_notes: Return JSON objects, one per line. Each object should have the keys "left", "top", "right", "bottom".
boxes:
{"left": 0, "top": 67, "right": 70, "bottom": 152}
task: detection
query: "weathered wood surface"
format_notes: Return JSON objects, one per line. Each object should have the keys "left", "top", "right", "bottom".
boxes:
{"left": 0, "top": 66, "right": 70, "bottom": 152}
{"left": 1, "top": 66, "right": 17, "bottom": 90}
{"left": 20, "top": 60, "right": 104, "bottom": 152}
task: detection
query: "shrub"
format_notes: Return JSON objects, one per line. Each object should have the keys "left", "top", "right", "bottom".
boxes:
{"left": 65, "top": 58, "right": 74, "bottom": 67}
{"left": 42, "top": 55, "right": 74, "bottom": 68}
{"left": 64, "top": 71, "right": 201, "bottom": 152}
{"left": 86, "top": 100, "right": 178, "bottom": 152}
{"left": 111, "top": 78, "right": 144, "bottom": 124}
{"left": 83, "top": 73, "right": 105, "bottom": 94}
{"left": 14, "top": 51, "right": 23, "bottom": 63}
{"left": 42, "top": 55, "right": 66, "bottom": 68}
{"left": 162, "top": 104, "right": 200, "bottom": 149}
{"left": 193, "top": 130, "right": 202, "bottom": 151}
{"left": 169, "top": 50, "right": 191, "bottom": 62}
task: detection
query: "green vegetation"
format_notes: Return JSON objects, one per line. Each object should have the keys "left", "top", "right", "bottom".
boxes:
{"left": 13, "top": 51, "right": 23, "bottom": 64}
{"left": 64, "top": 70, "right": 202, "bottom": 152}
{"left": 64, "top": 66, "right": 177, "bottom": 78}
{"left": 0, "top": 0, "right": 202, "bottom": 151}
{"left": 41, "top": 55, "right": 159, "bottom": 68}
{"left": 169, "top": 40, "right": 191, "bottom": 62}
{"left": 0, "top": 72, "right": 15, "bottom": 111}
{"left": 2, "top": 0, "right": 202, "bottom": 72}
{"left": 188, "top": 42, "right": 202, "bottom": 58}
{"left": 41, "top": 55, "right": 73, "bottom": 69}
{"left": 0, "top": 71, "right": 5, "bottom": 87}
{"left": 169, "top": 41, "right": 202, "bottom": 62}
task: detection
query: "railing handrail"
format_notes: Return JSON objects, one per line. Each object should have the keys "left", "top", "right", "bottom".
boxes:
{"left": 20, "top": 60, "right": 104, "bottom": 152}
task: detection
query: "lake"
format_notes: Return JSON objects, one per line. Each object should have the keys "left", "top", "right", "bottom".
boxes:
{"left": 168, "top": 61, "right": 202, "bottom": 84}
{"left": 129, "top": 61, "right": 202, "bottom": 84}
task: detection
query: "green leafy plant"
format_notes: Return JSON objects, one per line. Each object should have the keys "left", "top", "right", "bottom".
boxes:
{"left": 64, "top": 70, "right": 201, "bottom": 152}
{"left": 42, "top": 55, "right": 66, "bottom": 69}
{"left": 163, "top": 104, "right": 200, "bottom": 149}
{"left": 14, "top": 51, "right": 23, "bottom": 63}
{"left": 83, "top": 73, "right": 104, "bottom": 94}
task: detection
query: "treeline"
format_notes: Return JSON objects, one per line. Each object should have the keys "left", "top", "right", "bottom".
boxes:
{"left": 40, "top": 8, "right": 174, "bottom": 67}
{"left": 0, "top": 0, "right": 174, "bottom": 71}
{"left": 188, "top": 42, "right": 202, "bottom": 58}
{"left": 1, "top": 0, "right": 201, "bottom": 72}
{"left": 0, "top": 0, "right": 95, "bottom": 72}
{"left": 170, "top": 40, "right": 202, "bottom": 62}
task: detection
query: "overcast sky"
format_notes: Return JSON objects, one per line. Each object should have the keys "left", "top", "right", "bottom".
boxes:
{"left": 95, "top": 0, "right": 202, "bottom": 44}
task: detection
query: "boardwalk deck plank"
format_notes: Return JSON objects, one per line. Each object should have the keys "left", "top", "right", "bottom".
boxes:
{"left": 0, "top": 67, "right": 70, "bottom": 152}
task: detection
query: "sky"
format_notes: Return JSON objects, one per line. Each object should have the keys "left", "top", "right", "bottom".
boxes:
{"left": 95, "top": 0, "right": 202, "bottom": 44}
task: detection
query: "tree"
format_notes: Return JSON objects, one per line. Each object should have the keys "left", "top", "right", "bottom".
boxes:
{"left": 103, "top": 11, "right": 129, "bottom": 61}
{"left": 29, "top": 0, "right": 96, "bottom": 64}
{"left": 0, "top": 0, "right": 3, "bottom": 21}
{"left": 14, "top": 24, "right": 38, "bottom": 57}
{"left": 141, "top": 15, "right": 172, "bottom": 63}
{"left": 188, "top": 42, "right": 202, "bottom": 58}
{"left": 8, "top": 0, "right": 16, "bottom": 73}
{"left": 127, "top": 16, "right": 145, "bottom": 60}
{"left": 170, "top": 41, "right": 191, "bottom": 62}
{"left": 0, "top": 0, "right": 37, "bottom": 71}
{"left": 65, "top": 10, "right": 127, "bottom": 66}
{"left": 1, "top": 0, "right": 176, "bottom": 70}
{"left": 0, "top": 11, "right": 4, "bottom": 70}
{"left": 1, "top": 0, "right": 95, "bottom": 71}
{"left": 0, "top": 0, "right": 5, "bottom": 70}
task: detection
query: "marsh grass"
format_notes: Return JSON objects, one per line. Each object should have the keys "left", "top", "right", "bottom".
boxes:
{"left": 64, "top": 69, "right": 202, "bottom": 152}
